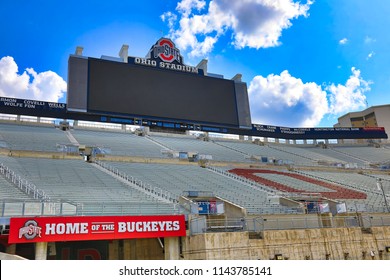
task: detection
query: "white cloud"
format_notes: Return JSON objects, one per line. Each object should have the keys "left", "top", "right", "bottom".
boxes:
{"left": 161, "top": 11, "right": 177, "bottom": 29}
{"left": 248, "top": 67, "right": 371, "bottom": 127}
{"left": 364, "top": 36, "right": 376, "bottom": 44}
{"left": 366, "top": 51, "right": 375, "bottom": 60}
{"left": 162, "top": 0, "right": 313, "bottom": 57}
{"left": 0, "top": 56, "right": 66, "bottom": 102}
{"left": 176, "top": 0, "right": 206, "bottom": 15}
{"left": 327, "top": 67, "right": 371, "bottom": 115}
{"left": 248, "top": 70, "right": 328, "bottom": 127}
{"left": 339, "top": 38, "right": 348, "bottom": 45}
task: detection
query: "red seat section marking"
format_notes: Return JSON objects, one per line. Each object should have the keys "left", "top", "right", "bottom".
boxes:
{"left": 228, "top": 169, "right": 367, "bottom": 200}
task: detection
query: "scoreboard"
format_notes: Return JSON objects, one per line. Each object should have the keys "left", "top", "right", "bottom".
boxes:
{"left": 67, "top": 38, "right": 252, "bottom": 129}
{"left": 86, "top": 58, "right": 240, "bottom": 127}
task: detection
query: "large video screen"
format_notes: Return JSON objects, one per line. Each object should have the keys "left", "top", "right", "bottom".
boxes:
{"left": 86, "top": 58, "right": 240, "bottom": 127}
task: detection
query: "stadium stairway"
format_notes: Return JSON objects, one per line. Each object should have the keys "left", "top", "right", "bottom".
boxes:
{"left": 267, "top": 145, "right": 313, "bottom": 163}
{"left": 212, "top": 140, "right": 251, "bottom": 158}
{"left": 144, "top": 135, "right": 173, "bottom": 151}
{"left": 93, "top": 160, "right": 178, "bottom": 204}
{"left": 64, "top": 130, "right": 80, "bottom": 146}
{"left": 327, "top": 146, "right": 370, "bottom": 165}
{"left": 0, "top": 162, "right": 51, "bottom": 202}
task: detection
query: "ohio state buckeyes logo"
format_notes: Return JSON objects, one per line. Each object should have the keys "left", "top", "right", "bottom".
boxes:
{"left": 150, "top": 38, "right": 183, "bottom": 63}
{"left": 18, "top": 220, "right": 42, "bottom": 240}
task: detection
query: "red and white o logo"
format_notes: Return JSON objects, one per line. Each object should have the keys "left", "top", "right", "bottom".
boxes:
{"left": 158, "top": 39, "right": 175, "bottom": 62}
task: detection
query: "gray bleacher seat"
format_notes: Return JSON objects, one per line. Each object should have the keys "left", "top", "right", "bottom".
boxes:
{"left": 0, "top": 157, "right": 177, "bottom": 215}
{"left": 107, "top": 161, "right": 297, "bottom": 214}
{"left": 0, "top": 123, "right": 72, "bottom": 152}
{"left": 151, "top": 135, "right": 249, "bottom": 162}
{"left": 71, "top": 129, "right": 164, "bottom": 157}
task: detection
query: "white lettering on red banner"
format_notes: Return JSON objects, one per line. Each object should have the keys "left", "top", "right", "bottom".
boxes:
{"left": 9, "top": 215, "right": 186, "bottom": 244}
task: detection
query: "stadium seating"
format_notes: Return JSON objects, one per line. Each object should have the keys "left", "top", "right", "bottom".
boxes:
{"left": 99, "top": 161, "right": 299, "bottom": 214}
{"left": 0, "top": 170, "right": 31, "bottom": 200}
{"left": 71, "top": 128, "right": 164, "bottom": 158}
{"left": 150, "top": 135, "right": 250, "bottom": 162}
{"left": 296, "top": 170, "right": 390, "bottom": 210}
{"left": 0, "top": 156, "right": 176, "bottom": 215}
{"left": 303, "top": 146, "right": 367, "bottom": 166}
{"left": 1, "top": 122, "right": 390, "bottom": 217}
{"left": 0, "top": 123, "right": 71, "bottom": 152}
{"left": 332, "top": 146, "right": 390, "bottom": 164}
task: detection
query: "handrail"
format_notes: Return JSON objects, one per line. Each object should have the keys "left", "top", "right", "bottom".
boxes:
{"left": 94, "top": 160, "right": 179, "bottom": 204}
{"left": 189, "top": 214, "right": 390, "bottom": 235}
{"left": 0, "top": 163, "right": 50, "bottom": 202}
{"left": 0, "top": 199, "right": 79, "bottom": 217}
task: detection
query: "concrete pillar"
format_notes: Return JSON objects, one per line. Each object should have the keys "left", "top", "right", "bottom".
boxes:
{"left": 109, "top": 240, "right": 119, "bottom": 260}
{"left": 231, "top": 74, "right": 242, "bottom": 82}
{"left": 239, "top": 135, "right": 245, "bottom": 141}
{"left": 37, "top": 117, "right": 41, "bottom": 123}
{"left": 164, "top": 237, "right": 180, "bottom": 260}
{"left": 73, "top": 120, "right": 78, "bottom": 127}
{"left": 35, "top": 242, "right": 47, "bottom": 260}
{"left": 119, "top": 45, "right": 129, "bottom": 63}
{"left": 196, "top": 59, "right": 208, "bottom": 75}
{"left": 75, "top": 46, "right": 84, "bottom": 56}
{"left": 17, "top": 115, "right": 21, "bottom": 122}
{"left": 121, "top": 124, "right": 126, "bottom": 131}
{"left": 6, "top": 244, "right": 16, "bottom": 255}
{"left": 123, "top": 239, "right": 137, "bottom": 260}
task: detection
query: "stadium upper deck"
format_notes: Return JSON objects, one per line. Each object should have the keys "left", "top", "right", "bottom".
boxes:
{"left": 0, "top": 119, "right": 390, "bottom": 260}
{"left": 0, "top": 120, "right": 389, "bottom": 218}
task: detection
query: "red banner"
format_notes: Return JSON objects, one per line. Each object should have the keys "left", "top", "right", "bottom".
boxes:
{"left": 8, "top": 215, "right": 186, "bottom": 244}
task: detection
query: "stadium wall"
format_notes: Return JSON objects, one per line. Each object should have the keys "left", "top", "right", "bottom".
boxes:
{"left": 183, "top": 226, "right": 390, "bottom": 260}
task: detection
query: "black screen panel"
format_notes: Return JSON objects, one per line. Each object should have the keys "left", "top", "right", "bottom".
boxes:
{"left": 87, "top": 58, "right": 239, "bottom": 126}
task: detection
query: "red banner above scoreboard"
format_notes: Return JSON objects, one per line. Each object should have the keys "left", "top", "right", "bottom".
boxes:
{"left": 8, "top": 215, "right": 186, "bottom": 244}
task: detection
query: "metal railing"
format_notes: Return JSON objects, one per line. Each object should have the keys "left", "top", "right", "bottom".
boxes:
{"left": 0, "top": 163, "right": 50, "bottom": 201}
{"left": 189, "top": 214, "right": 390, "bottom": 235}
{"left": 0, "top": 198, "right": 184, "bottom": 217}
{"left": 0, "top": 160, "right": 183, "bottom": 217}
{"left": 75, "top": 202, "right": 182, "bottom": 216}
{"left": 0, "top": 199, "right": 79, "bottom": 217}
{"left": 95, "top": 160, "right": 179, "bottom": 203}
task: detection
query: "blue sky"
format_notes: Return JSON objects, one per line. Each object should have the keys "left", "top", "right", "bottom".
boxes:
{"left": 1, "top": 0, "right": 389, "bottom": 128}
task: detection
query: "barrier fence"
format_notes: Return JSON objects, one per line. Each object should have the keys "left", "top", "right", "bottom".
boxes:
{"left": 190, "top": 214, "right": 390, "bottom": 235}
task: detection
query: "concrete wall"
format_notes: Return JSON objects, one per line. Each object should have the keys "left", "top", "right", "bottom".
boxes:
{"left": 218, "top": 197, "right": 247, "bottom": 218}
{"left": 375, "top": 106, "right": 390, "bottom": 139}
{"left": 0, "top": 252, "right": 27, "bottom": 260}
{"left": 183, "top": 226, "right": 390, "bottom": 260}
{"left": 109, "top": 238, "right": 164, "bottom": 260}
